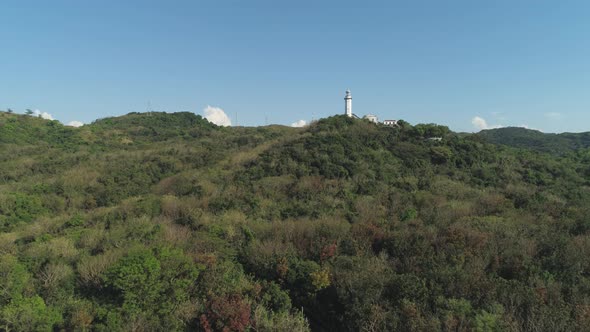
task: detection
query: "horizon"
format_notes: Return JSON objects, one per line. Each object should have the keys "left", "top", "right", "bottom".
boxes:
{"left": 2, "top": 1, "right": 590, "bottom": 133}
{"left": 3, "top": 108, "right": 577, "bottom": 135}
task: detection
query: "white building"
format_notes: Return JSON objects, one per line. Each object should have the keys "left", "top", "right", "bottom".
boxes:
{"left": 383, "top": 119, "right": 399, "bottom": 127}
{"left": 343, "top": 90, "right": 389, "bottom": 125}
{"left": 344, "top": 89, "right": 352, "bottom": 117}
{"left": 363, "top": 114, "right": 378, "bottom": 123}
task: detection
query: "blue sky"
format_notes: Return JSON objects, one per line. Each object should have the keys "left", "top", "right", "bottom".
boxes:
{"left": 2, "top": 0, "right": 590, "bottom": 132}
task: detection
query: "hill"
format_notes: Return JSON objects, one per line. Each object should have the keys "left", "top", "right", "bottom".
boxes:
{"left": 477, "top": 126, "right": 590, "bottom": 154}
{"left": 89, "top": 111, "right": 218, "bottom": 144}
{"left": 1, "top": 112, "right": 590, "bottom": 331}
{"left": 0, "top": 111, "right": 82, "bottom": 147}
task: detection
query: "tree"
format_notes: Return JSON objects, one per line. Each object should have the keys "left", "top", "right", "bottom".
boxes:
{"left": 103, "top": 250, "right": 162, "bottom": 315}
{"left": 102, "top": 248, "right": 201, "bottom": 330}
{"left": 201, "top": 294, "right": 251, "bottom": 332}
{"left": 0, "top": 255, "right": 30, "bottom": 305}
{"left": 25, "top": 109, "right": 34, "bottom": 116}
{"left": 0, "top": 296, "right": 61, "bottom": 332}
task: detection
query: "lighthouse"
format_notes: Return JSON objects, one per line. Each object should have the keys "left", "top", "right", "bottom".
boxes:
{"left": 344, "top": 89, "right": 352, "bottom": 117}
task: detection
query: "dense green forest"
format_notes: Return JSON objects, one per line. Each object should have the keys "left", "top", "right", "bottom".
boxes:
{"left": 478, "top": 127, "right": 590, "bottom": 155}
{"left": 1, "top": 111, "right": 590, "bottom": 331}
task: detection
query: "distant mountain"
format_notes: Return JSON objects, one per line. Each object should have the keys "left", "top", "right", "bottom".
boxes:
{"left": 477, "top": 127, "right": 590, "bottom": 154}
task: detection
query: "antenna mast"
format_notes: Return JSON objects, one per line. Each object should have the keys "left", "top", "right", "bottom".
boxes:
{"left": 147, "top": 101, "right": 153, "bottom": 115}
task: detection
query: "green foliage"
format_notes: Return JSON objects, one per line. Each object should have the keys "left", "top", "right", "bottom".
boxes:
{"left": 252, "top": 305, "right": 309, "bottom": 332}
{"left": 0, "top": 112, "right": 82, "bottom": 149}
{"left": 1, "top": 112, "right": 590, "bottom": 330}
{"left": 0, "top": 255, "right": 31, "bottom": 305}
{"left": 0, "top": 296, "right": 62, "bottom": 332}
{"left": 260, "top": 281, "right": 292, "bottom": 312}
{"left": 65, "top": 214, "right": 84, "bottom": 228}
{"left": 90, "top": 111, "right": 217, "bottom": 145}
{"left": 102, "top": 247, "right": 201, "bottom": 327}
{"left": 401, "top": 208, "right": 418, "bottom": 221}
{"left": 0, "top": 193, "right": 46, "bottom": 229}
{"left": 478, "top": 126, "right": 590, "bottom": 154}
{"left": 103, "top": 249, "right": 162, "bottom": 314}
{"left": 474, "top": 305, "right": 505, "bottom": 332}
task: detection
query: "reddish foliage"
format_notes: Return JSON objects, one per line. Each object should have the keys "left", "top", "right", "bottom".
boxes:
{"left": 351, "top": 222, "right": 387, "bottom": 253}
{"left": 320, "top": 241, "right": 337, "bottom": 262}
{"left": 576, "top": 304, "right": 590, "bottom": 326}
{"left": 535, "top": 287, "right": 548, "bottom": 304}
{"left": 194, "top": 253, "right": 218, "bottom": 268}
{"left": 276, "top": 256, "right": 289, "bottom": 280}
{"left": 201, "top": 294, "right": 251, "bottom": 332}
{"left": 200, "top": 314, "right": 212, "bottom": 332}
{"left": 250, "top": 283, "right": 263, "bottom": 299}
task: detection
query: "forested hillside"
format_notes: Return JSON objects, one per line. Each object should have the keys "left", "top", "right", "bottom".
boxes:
{"left": 478, "top": 127, "right": 590, "bottom": 155}
{"left": 1, "top": 111, "right": 590, "bottom": 331}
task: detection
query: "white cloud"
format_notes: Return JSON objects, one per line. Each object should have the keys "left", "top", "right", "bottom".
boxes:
{"left": 203, "top": 105, "right": 231, "bottom": 126}
{"left": 67, "top": 121, "right": 84, "bottom": 127}
{"left": 471, "top": 116, "right": 543, "bottom": 132}
{"left": 544, "top": 112, "right": 563, "bottom": 120}
{"left": 471, "top": 116, "right": 487, "bottom": 130}
{"left": 518, "top": 124, "right": 541, "bottom": 131}
{"left": 291, "top": 120, "right": 307, "bottom": 127}
{"left": 471, "top": 116, "right": 503, "bottom": 131}
{"left": 33, "top": 109, "right": 54, "bottom": 120}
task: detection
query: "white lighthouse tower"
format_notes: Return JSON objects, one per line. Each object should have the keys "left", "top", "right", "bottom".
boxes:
{"left": 344, "top": 89, "right": 352, "bottom": 117}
